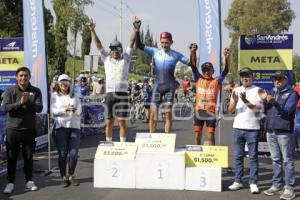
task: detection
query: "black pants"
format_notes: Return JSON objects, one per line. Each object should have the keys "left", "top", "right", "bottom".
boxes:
{"left": 6, "top": 128, "right": 36, "bottom": 183}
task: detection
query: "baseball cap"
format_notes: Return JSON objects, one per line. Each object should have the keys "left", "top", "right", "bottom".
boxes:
{"left": 58, "top": 74, "right": 71, "bottom": 82}
{"left": 239, "top": 67, "right": 253, "bottom": 76}
{"left": 271, "top": 70, "right": 288, "bottom": 79}
{"left": 201, "top": 62, "right": 214, "bottom": 70}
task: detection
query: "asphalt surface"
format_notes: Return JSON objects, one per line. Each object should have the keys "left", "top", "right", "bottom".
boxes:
{"left": 0, "top": 109, "right": 300, "bottom": 200}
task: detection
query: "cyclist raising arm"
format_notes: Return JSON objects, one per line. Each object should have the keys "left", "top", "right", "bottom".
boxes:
{"left": 134, "top": 17, "right": 194, "bottom": 133}
{"left": 88, "top": 18, "right": 135, "bottom": 142}
{"left": 189, "top": 43, "right": 231, "bottom": 145}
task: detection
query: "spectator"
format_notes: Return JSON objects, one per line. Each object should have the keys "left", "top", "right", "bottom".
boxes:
{"left": 51, "top": 74, "right": 82, "bottom": 187}
{"left": 260, "top": 71, "right": 297, "bottom": 200}
{"left": 2, "top": 67, "right": 43, "bottom": 194}
{"left": 227, "top": 67, "right": 262, "bottom": 194}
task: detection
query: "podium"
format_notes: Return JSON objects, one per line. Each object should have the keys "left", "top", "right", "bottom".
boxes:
{"left": 135, "top": 150, "right": 185, "bottom": 190}
{"left": 184, "top": 145, "right": 228, "bottom": 192}
{"left": 94, "top": 142, "right": 137, "bottom": 188}
{"left": 93, "top": 135, "right": 229, "bottom": 192}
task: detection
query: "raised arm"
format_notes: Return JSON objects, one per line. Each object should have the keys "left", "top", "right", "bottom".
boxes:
{"left": 221, "top": 48, "right": 230, "bottom": 78}
{"left": 133, "top": 17, "right": 145, "bottom": 50}
{"left": 189, "top": 43, "right": 201, "bottom": 80}
{"left": 88, "top": 19, "right": 103, "bottom": 51}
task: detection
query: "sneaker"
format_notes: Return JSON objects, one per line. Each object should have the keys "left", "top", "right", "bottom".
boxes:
{"left": 3, "top": 183, "right": 14, "bottom": 194}
{"left": 264, "top": 185, "right": 281, "bottom": 196}
{"left": 69, "top": 176, "right": 80, "bottom": 186}
{"left": 228, "top": 182, "right": 244, "bottom": 191}
{"left": 25, "top": 181, "right": 38, "bottom": 191}
{"left": 250, "top": 184, "right": 259, "bottom": 194}
{"left": 280, "top": 187, "right": 295, "bottom": 200}
{"left": 62, "top": 179, "right": 70, "bottom": 188}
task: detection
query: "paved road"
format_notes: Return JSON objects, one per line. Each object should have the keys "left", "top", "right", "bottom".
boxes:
{"left": 0, "top": 112, "right": 300, "bottom": 200}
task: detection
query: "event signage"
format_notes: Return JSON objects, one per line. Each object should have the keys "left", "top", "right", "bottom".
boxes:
{"left": 239, "top": 34, "right": 293, "bottom": 90}
{"left": 95, "top": 142, "right": 138, "bottom": 160}
{"left": 0, "top": 38, "right": 24, "bottom": 90}
{"left": 135, "top": 133, "right": 176, "bottom": 153}
{"left": 185, "top": 145, "right": 228, "bottom": 167}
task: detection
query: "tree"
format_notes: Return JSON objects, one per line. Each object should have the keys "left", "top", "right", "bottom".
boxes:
{"left": 225, "top": 0, "right": 295, "bottom": 78}
{"left": 52, "top": 0, "right": 93, "bottom": 74}
{"left": 294, "top": 54, "right": 300, "bottom": 82}
{"left": 0, "top": 0, "right": 23, "bottom": 37}
{"left": 81, "top": 16, "right": 91, "bottom": 59}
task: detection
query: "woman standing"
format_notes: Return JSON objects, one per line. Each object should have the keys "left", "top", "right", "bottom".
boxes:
{"left": 50, "top": 74, "right": 82, "bottom": 187}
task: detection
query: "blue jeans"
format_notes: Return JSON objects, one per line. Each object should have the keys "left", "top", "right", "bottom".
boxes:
{"left": 267, "top": 131, "right": 295, "bottom": 188}
{"left": 232, "top": 128, "right": 259, "bottom": 184}
{"left": 53, "top": 128, "right": 81, "bottom": 177}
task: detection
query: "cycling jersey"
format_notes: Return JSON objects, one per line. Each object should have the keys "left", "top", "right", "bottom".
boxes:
{"left": 144, "top": 46, "right": 189, "bottom": 105}
{"left": 193, "top": 70, "right": 226, "bottom": 113}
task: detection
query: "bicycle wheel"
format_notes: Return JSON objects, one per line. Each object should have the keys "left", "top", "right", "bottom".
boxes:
{"left": 129, "top": 106, "right": 136, "bottom": 124}
{"left": 222, "top": 98, "right": 230, "bottom": 114}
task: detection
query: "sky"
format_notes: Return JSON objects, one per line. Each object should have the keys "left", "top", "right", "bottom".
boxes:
{"left": 44, "top": 0, "right": 300, "bottom": 57}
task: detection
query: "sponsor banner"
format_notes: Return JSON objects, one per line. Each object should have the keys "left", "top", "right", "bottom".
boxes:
{"left": 239, "top": 34, "right": 293, "bottom": 90}
{"left": 0, "top": 38, "right": 24, "bottom": 51}
{"left": 239, "top": 49, "right": 292, "bottom": 70}
{"left": 135, "top": 133, "right": 176, "bottom": 153}
{"left": 81, "top": 104, "right": 106, "bottom": 136}
{"left": 0, "top": 51, "right": 25, "bottom": 70}
{"left": 95, "top": 142, "right": 138, "bottom": 160}
{"left": 252, "top": 70, "right": 294, "bottom": 90}
{"left": 0, "top": 71, "right": 17, "bottom": 90}
{"left": 0, "top": 38, "right": 24, "bottom": 91}
{"left": 198, "top": 0, "right": 221, "bottom": 74}
{"left": 23, "top": 0, "right": 48, "bottom": 114}
{"left": 240, "top": 34, "right": 293, "bottom": 50}
{"left": 185, "top": 145, "right": 228, "bottom": 168}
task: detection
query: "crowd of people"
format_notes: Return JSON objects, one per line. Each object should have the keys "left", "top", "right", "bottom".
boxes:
{"left": 0, "top": 17, "right": 298, "bottom": 200}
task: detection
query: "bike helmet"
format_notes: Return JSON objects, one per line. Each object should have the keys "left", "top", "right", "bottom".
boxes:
{"left": 109, "top": 39, "right": 123, "bottom": 51}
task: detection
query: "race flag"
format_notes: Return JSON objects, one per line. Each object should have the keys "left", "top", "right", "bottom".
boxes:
{"left": 197, "top": 0, "right": 221, "bottom": 76}
{"left": 23, "top": 0, "right": 48, "bottom": 113}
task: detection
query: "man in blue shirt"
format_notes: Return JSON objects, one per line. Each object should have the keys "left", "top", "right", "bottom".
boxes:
{"left": 259, "top": 70, "right": 297, "bottom": 200}
{"left": 134, "top": 18, "right": 193, "bottom": 133}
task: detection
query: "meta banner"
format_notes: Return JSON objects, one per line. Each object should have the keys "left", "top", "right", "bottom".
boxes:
{"left": 0, "top": 38, "right": 24, "bottom": 90}
{"left": 23, "top": 0, "right": 48, "bottom": 113}
{"left": 197, "top": 0, "right": 221, "bottom": 75}
{"left": 239, "top": 34, "right": 293, "bottom": 90}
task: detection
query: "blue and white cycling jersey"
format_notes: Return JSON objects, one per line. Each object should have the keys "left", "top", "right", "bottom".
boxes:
{"left": 145, "top": 46, "right": 189, "bottom": 86}
{"left": 144, "top": 46, "right": 189, "bottom": 105}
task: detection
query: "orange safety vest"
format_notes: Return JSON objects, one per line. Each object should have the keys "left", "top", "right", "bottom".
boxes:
{"left": 195, "top": 77, "right": 219, "bottom": 113}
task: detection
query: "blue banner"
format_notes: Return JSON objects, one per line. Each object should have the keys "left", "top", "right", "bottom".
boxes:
{"left": 197, "top": 0, "right": 221, "bottom": 75}
{"left": 23, "top": 0, "right": 48, "bottom": 114}
{"left": 0, "top": 38, "right": 24, "bottom": 51}
{"left": 240, "top": 34, "right": 293, "bottom": 50}
{"left": 0, "top": 38, "right": 24, "bottom": 91}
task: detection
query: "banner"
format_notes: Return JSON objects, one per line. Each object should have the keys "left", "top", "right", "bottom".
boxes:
{"left": 239, "top": 34, "right": 293, "bottom": 90}
{"left": 0, "top": 38, "right": 24, "bottom": 91}
{"left": 23, "top": 0, "right": 48, "bottom": 114}
{"left": 197, "top": 0, "right": 221, "bottom": 75}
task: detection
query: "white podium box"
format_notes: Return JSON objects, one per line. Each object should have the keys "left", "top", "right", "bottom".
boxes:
{"left": 135, "top": 150, "right": 185, "bottom": 190}
{"left": 93, "top": 142, "right": 137, "bottom": 188}
{"left": 185, "top": 167, "right": 222, "bottom": 192}
{"left": 94, "top": 159, "right": 135, "bottom": 188}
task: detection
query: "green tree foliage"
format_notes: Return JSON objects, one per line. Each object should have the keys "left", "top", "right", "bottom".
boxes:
{"left": 293, "top": 55, "right": 300, "bottom": 82}
{"left": 131, "top": 26, "right": 155, "bottom": 76}
{"left": 81, "top": 16, "right": 91, "bottom": 59}
{"left": 0, "top": 0, "right": 23, "bottom": 37}
{"left": 52, "top": 0, "right": 93, "bottom": 74}
{"left": 225, "top": 0, "right": 295, "bottom": 78}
